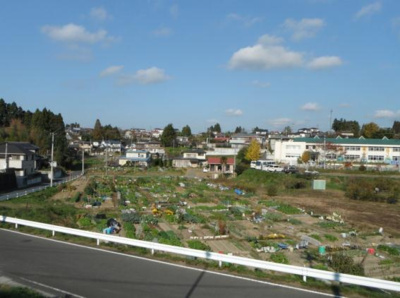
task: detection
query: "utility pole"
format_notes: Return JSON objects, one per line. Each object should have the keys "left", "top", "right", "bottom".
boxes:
{"left": 105, "top": 145, "right": 108, "bottom": 176}
{"left": 82, "top": 146, "right": 85, "bottom": 175}
{"left": 50, "top": 132, "right": 54, "bottom": 187}
{"left": 4, "top": 142, "right": 8, "bottom": 170}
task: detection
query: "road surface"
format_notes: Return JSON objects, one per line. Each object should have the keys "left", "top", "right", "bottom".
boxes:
{"left": 0, "top": 229, "right": 333, "bottom": 298}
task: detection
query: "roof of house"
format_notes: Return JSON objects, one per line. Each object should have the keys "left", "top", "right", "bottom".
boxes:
{"left": 183, "top": 149, "right": 206, "bottom": 154}
{"left": 292, "top": 137, "right": 400, "bottom": 146}
{"left": 0, "top": 142, "right": 39, "bottom": 157}
{"left": 207, "top": 157, "right": 234, "bottom": 165}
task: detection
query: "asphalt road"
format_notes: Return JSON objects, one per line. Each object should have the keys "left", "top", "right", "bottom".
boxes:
{"left": 0, "top": 229, "right": 332, "bottom": 298}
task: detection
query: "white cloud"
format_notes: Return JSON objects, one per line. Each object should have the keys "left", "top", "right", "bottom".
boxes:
{"left": 100, "top": 65, "right": 124, "bottom": 77}
{"left": 152, "top": 27, "right": 173, "bottom": 37}
{"left": 170, "top": 4, "right": 179, "bottom": 18}
{"left": 251, "top": 80, "right": 270, "bottom": 88}
{"left": 283, "top": 18, "right": 325, "bottom": 41}
{"left": 268, "top": 118, "right": 293, "bottom": 127}
{"left": 301, "top": 102, "right": 320, "bottom": 111}
{"left": 228, "top": 44, "right": 304, "bottom": 70}
{"left": 374, "top": 110, "right": 400, "bottom": 119}
{"left": 117, "top": 67, "right": 171, "bottom": 85}
{"left": 229, "top": 34, "right": 342, "bottom": 71}
{"left": 257, "top": 34, "right": 284, "bottom": 45}
{"left": 227, "top": 13, "right": 262, "bottom": 27}
{"left": 90, "top": 7, "right": 111, "bottom": 21}
{"left": 41, "top": 23, "right": 116, "bottom": 44}
{"left": 225, "top": 109, "right": 243, "bottom": 116}
{"left": 307, "top": 56, "right": 343, "bottom": 69}
{"left": 355, "top": 2, "right": 382, "bottom": 19}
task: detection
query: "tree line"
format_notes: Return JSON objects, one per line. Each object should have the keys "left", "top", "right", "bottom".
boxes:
{"left": 0, "top": 98, "right": 67, "bottom": 167}
{"left": 332, "top": 118, "right": 400, "bottom": 139}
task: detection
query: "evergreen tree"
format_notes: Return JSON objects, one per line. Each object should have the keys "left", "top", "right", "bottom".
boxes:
{"left": 182, "top": 125, "right": 192, "bottom": 137}
{"left": 392, "top": 121, "right": 400, "bottom": 134}
{"left": 92, "top": 119, "right": 103, "bottom": 141}
{"left": 161, "top": 123, "right": 177, "bottom": 147}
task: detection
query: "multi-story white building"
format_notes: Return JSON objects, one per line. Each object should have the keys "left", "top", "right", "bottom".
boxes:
{"left": 274, "top": 137, "right": 400, "bottom": 166}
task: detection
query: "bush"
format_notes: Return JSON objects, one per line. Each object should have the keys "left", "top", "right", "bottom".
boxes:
{"left": 330, "top": 253, "right": 364, "bottom": 276}
{"left": 267, "top": 184, "right": 278, "bottom": 196}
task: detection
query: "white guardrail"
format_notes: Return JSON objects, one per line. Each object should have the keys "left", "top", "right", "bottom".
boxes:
{"left": 1, "top": 215, "right": 400, "bottom": 292}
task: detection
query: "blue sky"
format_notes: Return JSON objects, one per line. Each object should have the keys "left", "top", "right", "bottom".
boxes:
{"left": 1, "top": 0, "right": 399, "bottom": 133}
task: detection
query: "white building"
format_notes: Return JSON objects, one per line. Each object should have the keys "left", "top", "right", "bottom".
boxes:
{"left": 273, "top": 137, "right": 400, "bottom": 166}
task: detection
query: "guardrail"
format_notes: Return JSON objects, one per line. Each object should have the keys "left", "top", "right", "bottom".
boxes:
{"left": 1, "top": 215, "right": 399, "bottom": 292}
{"left": 0, "top": 173, "right": 82, "bottom": 202}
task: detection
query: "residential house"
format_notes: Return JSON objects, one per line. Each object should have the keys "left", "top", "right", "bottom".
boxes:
{"left": 229, "top": 133, "right": 266, "bottom": 149}
{"left": 172, "top": 149, "right": 206, "bottom": 168}
{"left": 119, "top": 149, "right": 151, "bottom": 167}
{"left": 0, "top": 142, "right": 42, "bottom": 188}
{"left": 101, "top": 140, "right": 123, "bottom": 153}
{"left": 206, "top": 155, "right": 235, "bottom": 174}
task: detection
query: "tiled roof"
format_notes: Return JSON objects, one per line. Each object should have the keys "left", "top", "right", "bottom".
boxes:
{"left": 0, "top": 142, "right": 38, "bottom": 156}
{"left": 207, "top": 157, "right": 234, "bottom": 165}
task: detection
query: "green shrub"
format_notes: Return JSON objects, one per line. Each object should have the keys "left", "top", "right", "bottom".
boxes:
{"left": 330, "top": 253, "right": 364, "bottom": 276}
{"left": 267, "top": 184, "right": 278, "bottom": 196}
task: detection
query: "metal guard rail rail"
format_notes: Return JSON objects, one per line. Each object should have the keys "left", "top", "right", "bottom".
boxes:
{"left": 1, "top": 215, "right": 399, "bottom": 292}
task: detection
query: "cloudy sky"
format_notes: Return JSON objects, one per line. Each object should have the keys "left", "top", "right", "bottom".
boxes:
{"left": 1, "top": 0, "right": 399, "bottom": 133}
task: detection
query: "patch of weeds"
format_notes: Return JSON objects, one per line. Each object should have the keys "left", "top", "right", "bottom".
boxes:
{"left": 324, "top": 234, "right": 338, "bottom": 242}
{"left": 270, "top": 252, "right": 289, "bottom": 264}
{"left": 287, "top": 218, "right": 302, "bottom": 225}
{"left": 317, "top": 221, "right": 346, "bottom": 230}
{"left": 187, "top": 240, "right": 211, "bottom": 251}
{"left": 0, "top": 285, "right": 44, "bottom": 298}
{"left": 312, "top": 264, "right": 329, "bottom": 271}
{"left": 277, "top": 204, "right": 302, "bottom": 214}
{"left": 264, "top": 212, "right": 283, "bottom": 222}
{"left": 377, "top": 245, "right": 400, "bottom": 256}
{"left": 310, "top": 234, "right": 322, "bottom": 241}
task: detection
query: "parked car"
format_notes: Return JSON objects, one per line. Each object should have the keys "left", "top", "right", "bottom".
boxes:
{"left": 283, "top": 166, "right": 298, "bottom": 174}
{"left": 264, "top": 165, "right": 284, "bottom": 172}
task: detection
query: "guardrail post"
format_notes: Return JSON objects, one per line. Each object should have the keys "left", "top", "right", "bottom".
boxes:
{"left": 15, "top": 223, "right": 18, "bottom": 229}
{"left": 52, "top": 230, "right": 55, "bottom": 237}
{"left": 97, "top": 239, "right": 100, "bottom": 246}
{"left": 151, "top": 249, "right": 154, "bottom": 255}
{"left": 219, "top": 260, "right": 222, "bottom": 267}
{"left": 303, "top": 266, "right": 307, "bottom": 282}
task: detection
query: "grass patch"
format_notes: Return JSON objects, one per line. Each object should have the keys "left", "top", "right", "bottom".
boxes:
{"left": 324, "top": 234, "right": 338, "bottom": 242}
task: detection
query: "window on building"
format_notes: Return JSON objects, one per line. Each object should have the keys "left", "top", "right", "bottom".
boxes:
{"left": 368, "top": 147, "right": 384, "bottom": 152}
{"left": 345, "top": 155, "right": 360, "bottom": 160}
{"left": 368, "top": 155, "right": 384, "bottom": 161}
